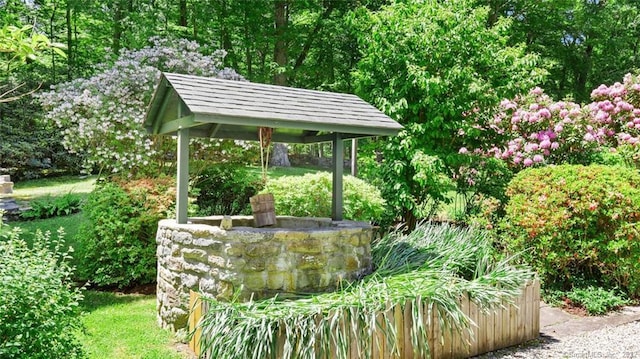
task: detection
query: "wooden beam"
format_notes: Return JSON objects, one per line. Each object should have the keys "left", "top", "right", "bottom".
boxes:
{"left": 351, "top": 138, "right": 358, "bottom": 177}
{"left": 194, "top": 113, "right": 401, "bottom": 137}
{"left": 332, "top": 133, "right": 344, "bottom": 221}
{"left": 158, "top": 115, "right": 196, "bottom": 134}
{"left": 176, "top": 128, "right": 190, "bottom": 224}
{"left": 207, "top": 123, "right": 222, "bottom": 137}
{"left": 303, "top": 132, "right": 361, "bottom": 144}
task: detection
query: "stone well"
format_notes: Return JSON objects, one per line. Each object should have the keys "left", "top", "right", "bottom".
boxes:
{"left": 156, "top": 216, "right": 373, "bottom": 331}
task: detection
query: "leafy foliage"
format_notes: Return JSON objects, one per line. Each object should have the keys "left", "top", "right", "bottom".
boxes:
{"left": 0, "top": 225, "right": 84, "bottom": 359}
{"left": 482, "top": 0, "right": 640, "bottom": 103}
{"left": 38, "top": 37, "right": 243, "bottom": 176}
{"left": 263, "top": 172, "right": 385, "bottom": 222}
{"left": 196, "top": 224, "right": 533, "bottom": 359}
{"left": 566, "top": 286, "right": 629, "bottom": 316}
{"left": 353, "top": 0, "right": 545, "bottom": 226}
{"left": 502, "top": 165, "right": 640, "bottom": 297}
{"left": 194, "top": 164, "right": 262, "bottom": 216}
{"left": 77, "top": 177, "right": 175, "bottom": 288}
{"left": 20, "top": 193, "right": 83, "bottom": 220}
{"left": 467, "top": 74, "right": 640, "bottom": 168}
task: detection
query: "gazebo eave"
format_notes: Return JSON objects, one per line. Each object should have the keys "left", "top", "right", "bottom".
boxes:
{"left": 144, "top": 73, "right": 403, "bottom": 224}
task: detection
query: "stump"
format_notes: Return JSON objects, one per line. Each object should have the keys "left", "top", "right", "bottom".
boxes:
{"left": 250, "top": 193, "right": 276, "bottom": 227}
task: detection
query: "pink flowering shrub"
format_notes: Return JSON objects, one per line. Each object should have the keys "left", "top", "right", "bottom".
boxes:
{"left": 503, "top": 165, "right": 640, "bottom": 297}
{"left": 464, "top": 87, "right": 601, "bottom": 167}
{"left": 38, "top": 37, "right": 244, "bottom": 176}
{"left": 466, "top": 73, "right": 640, "bottom": 168}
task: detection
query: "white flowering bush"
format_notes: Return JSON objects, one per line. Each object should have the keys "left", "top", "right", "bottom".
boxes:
{"left": 38, "top": 37, "right": 243, "bottom": 176}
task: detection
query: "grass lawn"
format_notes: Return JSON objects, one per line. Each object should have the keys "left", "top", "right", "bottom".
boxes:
{"left": 80, "top": 291, "right": 188, "bottom": 359}
{"left": 245, "top": 165, "right": 319, "bottom": 179}
{"left": 11, "top": 175, "right": 96, "bottom": 202}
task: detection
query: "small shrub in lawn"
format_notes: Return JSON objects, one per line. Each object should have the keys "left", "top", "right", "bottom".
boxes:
{"left": 194, "top": 164, "right": 262, "bottom": 216}
{"left": 263, "top": 172, "right": 385, "bottom": 222}
{"left": 502, "top": 164, "right": 640, "bottom": 297}
{"left": 566, "top": 286, "right": 629, "bottom": 315}
{"left": 0, "top": 223, "right": 84, "bottom": 359}
{"left": 77, "top": 177, "right": 175, "bottom": 288}
{"left": 20, "top": 192, "right": 83, "bottom": 220}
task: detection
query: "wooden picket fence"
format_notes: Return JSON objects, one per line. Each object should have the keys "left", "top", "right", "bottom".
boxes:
{"left": 188, "top": 279, "right": 540, "bottom": 359}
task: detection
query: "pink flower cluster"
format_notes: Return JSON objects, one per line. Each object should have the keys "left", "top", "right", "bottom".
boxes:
{"left": 466, "top": 73, "right": 640, "bottom": 168}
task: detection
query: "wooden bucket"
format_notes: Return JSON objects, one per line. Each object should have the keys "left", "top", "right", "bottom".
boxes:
{"left": 250, "top": 193, "right": 276, "bottom": 227}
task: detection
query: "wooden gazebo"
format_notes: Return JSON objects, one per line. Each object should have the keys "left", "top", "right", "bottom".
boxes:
{"left": 144, "top": 73, "right": 402, "bottom": 223}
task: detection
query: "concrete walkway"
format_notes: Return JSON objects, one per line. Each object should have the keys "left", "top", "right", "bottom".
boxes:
{"left": 540, "top": 302, "right": 640, "bottom": 339}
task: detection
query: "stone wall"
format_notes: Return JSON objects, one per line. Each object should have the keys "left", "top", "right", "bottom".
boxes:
{"left": 156, "top": 216, "right": 373, "bottom": 331}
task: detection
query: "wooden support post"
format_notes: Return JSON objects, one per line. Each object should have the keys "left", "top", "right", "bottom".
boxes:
{"left": 332, "top": 133, "right": 344, "bottom": 221}
{"left": 350, "top": 138, "right": 358, "bottom": 177}
{"left": 176, "top": 127, "right": 190, "bottom": 224}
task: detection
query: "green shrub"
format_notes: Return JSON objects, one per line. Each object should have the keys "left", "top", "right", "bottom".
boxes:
{"left": 20, "top": 193, "right": 83, "bottom": 220}
{"left": 502, "top": 164, "right": 640, "bottom": 296}
{"left": 566, "top": 286, "right": 629, "bottom": 315}
{"left": 0, "top": 225, "right": 84, "bottom": 358}
{"left": 263, "top": 172, "right": 385, "bottom": 222}
{"left": 193, "top": 165, "right": 262, "bottom": 216}
{"left": 77, "top": 177, "right": 175, "bottom": 288}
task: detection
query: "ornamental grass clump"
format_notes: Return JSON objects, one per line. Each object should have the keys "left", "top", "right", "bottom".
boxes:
{"left": 196, "top": 224, "right": 533, "bottom": 359}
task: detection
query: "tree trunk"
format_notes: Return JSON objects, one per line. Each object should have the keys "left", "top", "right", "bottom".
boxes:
{"left": 179, "top": 0, "right": 187, "bottom": 27}
{"left": 273, "top": 0, "right": 288, "bottom": 86}
{"left": 66, "top": 0, "right": 73, "bottom": 80}
{"left": 112, "top": 0, "right": 124, "bottom": 54}
{"left": 271, "top": 0, "right": 291, "bottom": 167}
{"left": 271, "top": 143, "right": 291, "bottom": 167}
{"left": 243, "top": 0, "right": 252, "bottom": 79}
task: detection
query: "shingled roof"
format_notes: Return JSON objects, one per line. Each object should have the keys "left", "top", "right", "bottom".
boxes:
{"left": 144, "top": 73, "right": 402, "bottom": 143}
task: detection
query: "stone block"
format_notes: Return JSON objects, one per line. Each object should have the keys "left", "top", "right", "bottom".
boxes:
{"left": 303, "top": 271, "right": 331, "bottom": 288}
{"left": 345, "top": 255, "right": 360, "bottom": 272}
{"left": 266, "top": 271, "right": 285, "bottom": 290}
{"left": 244, "top": 272, "right": 266, "bottom": 290}
{"left": 182, "top": 261, "right": 210, "bottom": 275}
{"left": 180, "top": 273, "right": 199, "bottom": 289}
{"left": 288, "top": 238, "right": 323, "bottom": 254}
{"left": 208, "top": 255, "right": 226, "bottom": 268}
{"left": 235, "top": 230, "right": 267, "bottom": 243}
{"left": 216, "top": 280, "right": 234, "bottom": 300}
{"left": 1, "top": 182, "right": 13, "bottom": 194}
{"left": 167, "top": 257, "right": 184, "bottom": 271}
{"left": 245, "top": 258, "right": 266, "bottom": 272}
{"left": 274, "top": 230, "right": 310, "bottom": 242}
{"left": 170, "top": 307, "right": 189, "bottom": 331}
{"left": 226, "top": 257, "right": 246, "bottom": 271}
{"left": 173, "top": 231, "right": 192, "bottom": 245}
{"left": 218, "top": 270, "right": 240, "bottom": 282}
{"left": 348, "top": 235, "right": 361, "bottom": 246}
{"left": 360, "top": 232, "right": 372, "bottom": 245}
{"left": 245, "top": 242, "right": 281, "bottom": 257}
{"left": 266, "top": 257, "right": 290, "bottom": 271}
{"left": 298, "top": 254, "right": 327, "bottom": 270}
{"left": 199, "top": 278, "right": 217, "bottom": 293}
{"left": 181, "top": 248, "right": 207, "bottom": 262}
{"left": 225, "top": 243, "right": 244, "bottom": 257}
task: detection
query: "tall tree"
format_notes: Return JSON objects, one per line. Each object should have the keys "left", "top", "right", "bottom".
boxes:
{"left": 354, "top": 0, "right": 545, "bottom": 227}
{"left": 480, "top": 0, "right": 640, "bottom": 102}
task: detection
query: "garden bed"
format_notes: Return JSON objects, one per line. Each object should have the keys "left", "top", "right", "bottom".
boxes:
{"left": 188, "top": 280, "right": 539, "bottom": 358}
{"left": 182, "top": 224, "right": 537, "bottom": 359}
